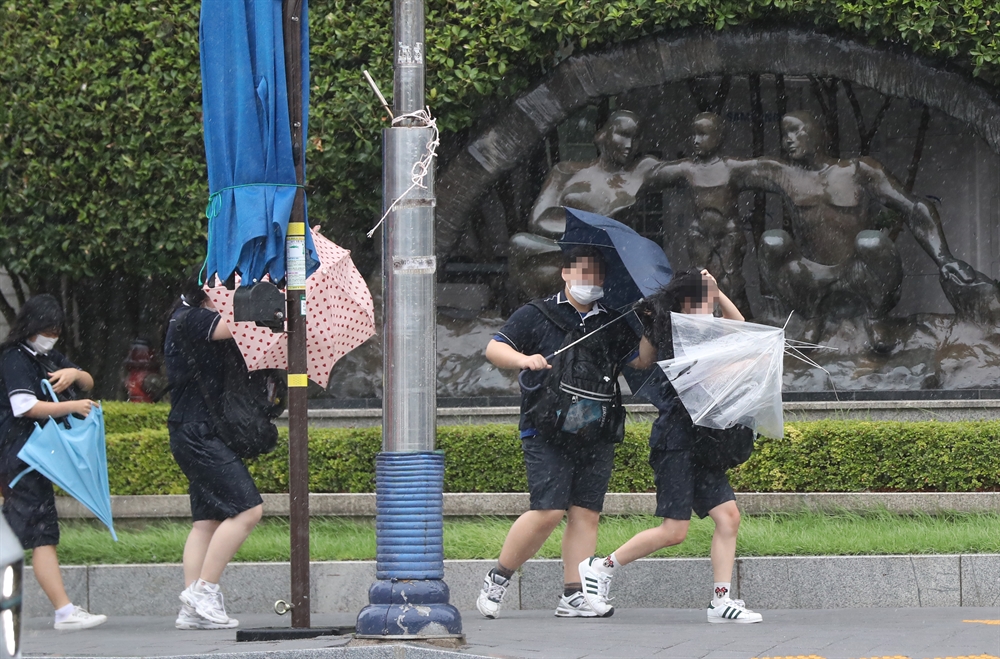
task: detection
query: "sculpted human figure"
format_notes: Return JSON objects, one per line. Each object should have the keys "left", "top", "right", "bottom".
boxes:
{"left": 648, "top": 113, "right": 751, "bottom": 315}
{"left": 748, "top": 112, "right": 976, "bottom": 350}
{"left": 509, "top": 110, "right": 662, "bottom": 299}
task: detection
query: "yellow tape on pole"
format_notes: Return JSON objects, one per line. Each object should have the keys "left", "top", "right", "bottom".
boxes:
{"left": 288, "top": 374, "right": 309, "bottom": 387}
{"left": 288, "top": 222, "right": 306, "bottom": 236}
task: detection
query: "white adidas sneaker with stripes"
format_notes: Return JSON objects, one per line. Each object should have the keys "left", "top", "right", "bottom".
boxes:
{"left": 706, "top": 598, "right": 763, "bottom": 623}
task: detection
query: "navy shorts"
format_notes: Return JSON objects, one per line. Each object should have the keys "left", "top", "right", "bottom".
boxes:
{"left": 169, "top": 421, "right": 263, "bottom": 522}
{"left": 521, "top": 435, "right": 616, "bottom": 512}
{"left": 648, "top": 443, "right": 735, "bottom": 520}
{"left": 1, "top": 469, "right": 59, "bottom": 549}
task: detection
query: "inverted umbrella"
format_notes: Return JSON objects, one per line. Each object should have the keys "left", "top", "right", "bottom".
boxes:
{"left": 200, "top": 0, "right": 319, "bottom": 284}
{"left": 206, "top": 227, "right": 375, "bottom": 387}
{"left": 558, "top": 207, "right": 674, "bottom": 311}
{"left": 11, "top": 382, "right": 116, "bottom": 540}
{"left": 658, "top": 312, "right": 785, "bottom": 439}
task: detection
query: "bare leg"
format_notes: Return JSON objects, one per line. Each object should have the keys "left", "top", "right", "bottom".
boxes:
{"left": 707, "top": 501, "right": 740, "bottom": 584}
{"left": 198, "top": 505, "right": 263, "bottom": 584}
{"left": 31, "top": 545, "right": 70, "bottom": 610}
{"left": 498, "top": 509, "right": 565, "bottom": 572}
{"left": 561, "top": 506, "right": 600, "bottom": 584}
{"left": 183, "top": 520, "right": 222, "bottom": 588}
{"left": 613, "top": 518, "right": 690, "bottom": 566}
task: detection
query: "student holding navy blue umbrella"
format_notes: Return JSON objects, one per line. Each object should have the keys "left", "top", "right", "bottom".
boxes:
{"left": 0, "top": 294, "right": 108, "bottom": 630}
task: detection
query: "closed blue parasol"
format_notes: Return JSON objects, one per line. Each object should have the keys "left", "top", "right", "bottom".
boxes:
{"left": 558, "top": 207, "right": 674, "bottom": 311}
{"left": 11, "top": 382, "right": 116, "bottom": 540}
{"left": 200, "top": 0, "right": 319, "bottom": 284}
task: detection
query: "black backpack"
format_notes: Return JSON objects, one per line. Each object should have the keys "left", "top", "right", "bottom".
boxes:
{"left": 520, "top": 301, "right": 627, "bottom": 444}
{"left": 175, "top": 310, "right": 285, "bottom": 459}
{"left": 691, "top": 424, "right": 755, "bottom": 470}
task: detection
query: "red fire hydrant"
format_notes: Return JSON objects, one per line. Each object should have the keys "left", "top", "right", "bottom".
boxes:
{"left": 123, "top": 339, "right": 162, "bottom": 403}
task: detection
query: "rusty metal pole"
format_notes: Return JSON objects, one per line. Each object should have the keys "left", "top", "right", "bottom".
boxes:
{"left": 282, "top": 0, "right": 310, "bottom": 629}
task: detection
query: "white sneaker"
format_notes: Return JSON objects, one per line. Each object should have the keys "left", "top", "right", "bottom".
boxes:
{"left": 179, "top": 581, "right": 231, "bottom": 625}
{"left": 175, "top": 604, "right": 239, "bottom": 630}
{"left": 476, "top": 570, "right": 510, "bottom": 619}
{"left": 707, "top": 598, "right": 763, "bottom": 624}
{"left": 54, "top": 606, "right": 108, "bottom": 631}
{"left": 578, "top": 557, "right": 615, "bottom": 617}
{"left": 555, "top": 591, "right": 612, "bottom": 618}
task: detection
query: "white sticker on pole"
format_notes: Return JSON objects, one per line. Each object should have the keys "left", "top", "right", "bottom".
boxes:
{"left": 287, "top": 237, "right": 306, "bottom": 290}
{"left": 392, "top": 256, "right": 436, "bottom": 274}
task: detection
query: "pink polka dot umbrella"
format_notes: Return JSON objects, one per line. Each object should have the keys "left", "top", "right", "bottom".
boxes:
{"left": 205, "top": 226, "right": 376, "bottom": 388}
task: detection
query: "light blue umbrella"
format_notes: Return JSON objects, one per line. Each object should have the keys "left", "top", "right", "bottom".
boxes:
{"left": 200, "top": 0, "right": 319, "bottom": 284}
{"left": 10, "top": 382, "right": 116, "bottom": 541}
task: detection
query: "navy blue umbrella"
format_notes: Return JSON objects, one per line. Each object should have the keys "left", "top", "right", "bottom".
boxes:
{"left": 558, "top": 207, "right": 673, "bottom": 311}
{"left": 200, "top": 0, "right": 319, "bottom": 284}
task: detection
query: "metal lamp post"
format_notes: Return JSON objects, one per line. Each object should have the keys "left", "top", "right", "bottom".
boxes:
{"left": 355, "top": 0, "right": 463, "bottom": 640}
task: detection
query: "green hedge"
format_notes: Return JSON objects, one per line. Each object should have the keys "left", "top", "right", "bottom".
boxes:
{"left": 100, "top": 402, "right": 171, "bottom": 436}
{"left": 104, "top": 421, "right": 1000, "bottom": 496}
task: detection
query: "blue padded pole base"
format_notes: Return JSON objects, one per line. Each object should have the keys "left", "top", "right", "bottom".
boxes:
{"left": 356, "top": 452, "right": 463, "bottom": 637}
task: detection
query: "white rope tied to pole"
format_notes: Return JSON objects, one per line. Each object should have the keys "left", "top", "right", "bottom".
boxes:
{"left": 367, "top": 108, "right": 440, "bottom": 238}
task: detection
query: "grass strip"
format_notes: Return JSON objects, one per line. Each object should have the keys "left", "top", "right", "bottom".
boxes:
{"left": 44, "top": 510, "right": 1000, "bottom": 565}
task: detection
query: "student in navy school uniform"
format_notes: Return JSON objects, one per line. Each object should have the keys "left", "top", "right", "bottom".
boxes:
{"left": 0, "top": 294, "right": 108, "bottom": 630}
{"left": 163, "top": 277, "right": 262, "bottom": 630}
{"left": 475, "top": 246, "right": 655, "bottom": 620}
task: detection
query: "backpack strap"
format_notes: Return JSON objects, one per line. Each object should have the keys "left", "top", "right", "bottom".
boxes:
{"left": 528, "top": 299, "right": 575, "bottom": 335}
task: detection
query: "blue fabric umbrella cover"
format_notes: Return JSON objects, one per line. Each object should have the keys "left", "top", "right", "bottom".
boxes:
{"left": 200, "top": 0, "right": 319, "bottom": 284}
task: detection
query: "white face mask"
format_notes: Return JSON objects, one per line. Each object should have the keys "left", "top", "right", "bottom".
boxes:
{"left": 569, "top": 284, "right": 604, "bottom": 305}
{"left": 28, "top": 335, "right": 58, "bottom": 354}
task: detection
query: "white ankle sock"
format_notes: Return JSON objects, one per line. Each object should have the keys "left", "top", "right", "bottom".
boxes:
{"left": 195, "top": 579, "right": 220, "bottom": 593}
{"left": 54, "top": 602, "right": 75, "bottom": 623}
{"left": 600, "top": 552, "right": 620, "bottom": 573}
{"left": 713, "top": 582, "right": 732, "bottom": 604}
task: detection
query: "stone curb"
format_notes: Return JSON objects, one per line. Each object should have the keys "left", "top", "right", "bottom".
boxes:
{"left": 45, "top": 649, "right": 489, "bottom": 659}
{"left": 54, "top": 491, "right": 1000, "bottom": 519}
{"left": 277, "top": 401, "right": 1000, "bottom": 427}
{"left": 23, "top": 555, "right": 1000, "bottom": 618}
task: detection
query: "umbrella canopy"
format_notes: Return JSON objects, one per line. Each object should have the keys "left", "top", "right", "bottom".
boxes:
{"left": 200, "top": 0, "right": 319, "bottom": 284}
{"left": 659, "top": 312, "right": 785, "bottom": 439}
{"left": 558, "top": 207, "right": 673, "bottom": 311}
{"left": 12, "top": 384, "right": 116, "bottom": 540}
{"left": 206, "top": 227, "right": 375, "bottom": 387}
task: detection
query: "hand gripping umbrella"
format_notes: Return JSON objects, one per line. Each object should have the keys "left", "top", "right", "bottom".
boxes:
{"left": 206, "top": 226, "right": 375, "bottom": 387}
{"left": 658, "top": 312, "right": 785, "bottom": 439}
{"left": 11, "top": 381, "right": 116, "bottom": 540}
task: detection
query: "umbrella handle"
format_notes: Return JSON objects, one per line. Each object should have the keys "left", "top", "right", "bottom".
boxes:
{"left": 517, "top": 353, "right": 555, "bottom": 392}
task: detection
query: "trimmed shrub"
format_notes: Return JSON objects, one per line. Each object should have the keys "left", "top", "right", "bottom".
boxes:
{"left": 101, "top": 402, "right": 171, "bottom": 435}
{"left": 104, "top": 420, "right": 1000, "bottom": 495}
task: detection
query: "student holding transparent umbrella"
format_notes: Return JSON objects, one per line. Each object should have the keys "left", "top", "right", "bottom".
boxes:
{"left": 579, "top": 269, "right": 765, "bottom": 624}
{"left": 0, "top": 295, "right": 107, "bottom": 630}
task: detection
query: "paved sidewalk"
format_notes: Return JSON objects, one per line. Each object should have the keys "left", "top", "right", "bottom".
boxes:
{"left": 22, "top": 607, "right": 999, "bottom": 658}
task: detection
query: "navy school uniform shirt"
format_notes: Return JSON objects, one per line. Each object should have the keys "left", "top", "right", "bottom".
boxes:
{"left": 494, "top": 292, "right": 640, "bottom": 438}
{"left": 0, "top": 344, "right": 80, "bottom": 478}
{"left": 164, "top": 305, "right": 228, "bottom": 424}
{"left": 632, "top": 313, "right": 699, "bottom": 452}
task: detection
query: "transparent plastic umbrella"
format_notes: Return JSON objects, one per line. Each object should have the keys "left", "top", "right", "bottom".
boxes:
{"left": 658, "top": 313, "right": 785, "bottom": 439}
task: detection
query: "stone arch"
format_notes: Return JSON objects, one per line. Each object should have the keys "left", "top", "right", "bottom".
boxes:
{"left": 436, "top": 27, "right": 1000, "bottom": 255}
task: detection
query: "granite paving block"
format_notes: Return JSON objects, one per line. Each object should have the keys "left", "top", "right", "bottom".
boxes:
{"left": 88, "top": 564, "right": 184, "bottom": 616}
{"left": 960, "top": 553, "right": 1000, "bottom": 607}
{"left": 311, "top": 561, "right": 375, "bottom": 613}
{"left": 23, "top": 564, "right": 87, "bottom": 618}
{"left": 217, "top": 562, "right": 291, "bottom": 614}
{"left": 444, "top": 559, "right": 521, "bottom": 612}
{"left": 518, "top": 559, "right": 565, "bottom": 610}
{"left": 607, "top": 558, "right": 715, "bottom": 609}
{"left": 738, "top": 555, "right": 961, "bottom": 609}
